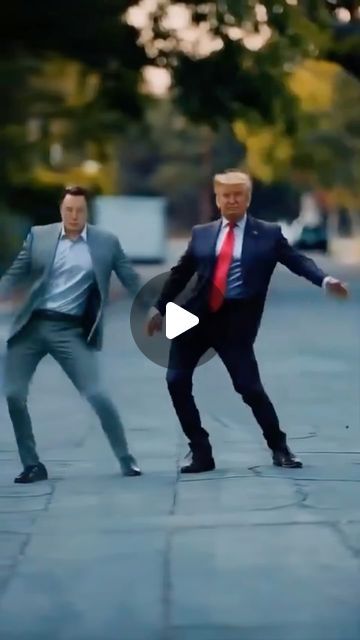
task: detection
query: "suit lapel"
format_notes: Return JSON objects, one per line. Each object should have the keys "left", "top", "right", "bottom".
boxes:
{"left": 42, "top": 223, "right": 62, "bottom": 280}
{"left": 206, "top": 216, "right": 260, "bottom": 274}
{"left": 86, "top": 225, "right": 103, "bottom": 293}
{"left": 206, "top": 219, "right": 222, "bottom": 273}
{"left": 240, "top": 215, "right": 260, "bottom": 274}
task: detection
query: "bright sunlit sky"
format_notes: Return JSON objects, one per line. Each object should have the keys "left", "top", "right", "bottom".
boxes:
{"left": 126, "top": 1, "right": 354, "bottom": 95}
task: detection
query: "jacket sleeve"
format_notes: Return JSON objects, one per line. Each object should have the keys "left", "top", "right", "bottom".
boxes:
{"left": 0, "top": 230, "right": 33, "bottom": 299}
{"left": 276, "top": 226, "right": 327, "bottom": 287}
{"left": 155, "top": 233, "right": 196, "bottom": 316}
{"left": 112, "top": 237, "right": 142, "bottom": 298}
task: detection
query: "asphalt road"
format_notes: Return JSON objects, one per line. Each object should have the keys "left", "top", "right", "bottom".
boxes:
{"left": 0, "top": 249, "right": 359, "bottom": 640}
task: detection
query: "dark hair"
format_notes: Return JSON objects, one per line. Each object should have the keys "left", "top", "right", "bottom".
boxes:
{"left": 60, "top": 185, "right": 90, "bottom": 204}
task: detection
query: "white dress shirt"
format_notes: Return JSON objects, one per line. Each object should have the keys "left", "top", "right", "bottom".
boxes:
{"left": 215, "top": 214, "right": 247, "bottom": 257}
{"left": 39, "top": 225, "right": 94, "bottom": 316}
{"left": 216, "top": 215, "right": 247, "bottom": 298}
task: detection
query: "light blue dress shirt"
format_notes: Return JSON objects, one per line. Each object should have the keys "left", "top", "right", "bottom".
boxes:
{"left": 39, "top": 225, "right": 94, "bottom": 316}
{"left": 216, "top": 215, "right": 247, "bottom": 298}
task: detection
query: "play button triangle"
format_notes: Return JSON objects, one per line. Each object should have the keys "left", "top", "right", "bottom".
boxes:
{"left": 165, "top": 302, "right": 199, "bottom": 339}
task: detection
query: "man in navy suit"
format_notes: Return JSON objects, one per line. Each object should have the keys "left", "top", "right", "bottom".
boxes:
{"left": 147, "top": 171, "right": 348, "bottom": 473}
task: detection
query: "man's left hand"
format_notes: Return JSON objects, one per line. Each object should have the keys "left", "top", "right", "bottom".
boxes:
{"left": 323, "top": 277, "right": 349, "bottom": 299}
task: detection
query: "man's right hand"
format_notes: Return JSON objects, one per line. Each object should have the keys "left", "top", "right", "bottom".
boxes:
{"left": 146, "top": 308, "right": 163, "bottom": 336}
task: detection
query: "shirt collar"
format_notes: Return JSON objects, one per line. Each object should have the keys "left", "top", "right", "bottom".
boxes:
{"left": 221, "top": 213, "right": 247, "bottom": 229}
{"left": 61, "top": 224, "right": 87, "bottom": 241}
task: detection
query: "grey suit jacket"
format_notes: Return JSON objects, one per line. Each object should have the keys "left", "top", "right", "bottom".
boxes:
{"left": 0, "top": 223, "right": 141, "bottom": 350}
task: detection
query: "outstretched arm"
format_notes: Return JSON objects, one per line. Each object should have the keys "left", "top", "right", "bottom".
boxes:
{"left": 147, "top": 235, "right": 196, "bottom": 336}
{"left": 154, "top": 236, "right": 196, "bottom": 316}
{"left": 276, "top": 227, "right": 348, "bottom": 298}
{"left": 0, "top": 230, "right": 33, "bottom": 299}
{"left": 276, "top": 227, "right": 327, "bottom": 287}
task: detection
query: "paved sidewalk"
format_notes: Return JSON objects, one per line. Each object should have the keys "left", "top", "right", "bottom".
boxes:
{"left": 0, "top": 251, "right": 359, "bottom": 640}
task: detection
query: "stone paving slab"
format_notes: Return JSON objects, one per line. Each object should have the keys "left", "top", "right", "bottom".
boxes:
{"left": 0, "top": 252, "right": 359, "bottom": 639}
{"left": 170, "top": 526, "right": 359, "bottom": 640}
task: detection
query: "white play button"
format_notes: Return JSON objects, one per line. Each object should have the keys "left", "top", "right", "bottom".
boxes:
{"left": 165, "top": 302, "right": 199, "bottom": 339}
{"left": 130, "top": 271, "right": 216, "bottom": 367}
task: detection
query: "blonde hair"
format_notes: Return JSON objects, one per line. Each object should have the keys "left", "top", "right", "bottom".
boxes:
{"left": 213, "top": 171, "right": 252, "bottom": 193}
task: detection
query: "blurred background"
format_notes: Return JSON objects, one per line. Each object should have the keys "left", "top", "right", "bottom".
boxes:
{"left": 1, "top": 6, "right": 360, "bottom": 637}
{"left": 0, "top": 0, "right": 359, "bottom": 268}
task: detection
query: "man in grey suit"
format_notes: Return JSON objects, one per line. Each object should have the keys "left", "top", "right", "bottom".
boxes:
{"left": 0, "top": 185, "right": 141, "bottom": 483}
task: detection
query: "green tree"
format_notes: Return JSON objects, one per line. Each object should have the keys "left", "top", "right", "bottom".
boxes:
{"left": 234, "top": 59, "right": 360, "bottom": 214}
{"left": 0, "top": 1, "right": 147, "bottom": 199}
{"left": 141, "top": 0, "right": 359, "bottom": 126}
{"left": 1, "top": 0, "right": 359, "bottom": 219}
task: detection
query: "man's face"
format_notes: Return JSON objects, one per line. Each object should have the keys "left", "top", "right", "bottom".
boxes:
{"left": 60, "top": 194, "right": 88, "bottom": 233}
{"left": 215, "top": 183, "right": 250, "bottom": 220}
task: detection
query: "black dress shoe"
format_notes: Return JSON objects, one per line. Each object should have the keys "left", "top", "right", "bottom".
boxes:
{"left": 181, "top": 457, "right": 216, "bottom": 474}
{"left": 120, "top": 454, "right": 142, "bottom": 477}
{"left": 14, "top": 463, "right": 48, "bottom": 484}
{"left": 272, "top": 446, "right": 303, "bottom": 468}
{"left": 181, "top": 441, "right": 215, "bottom": 474}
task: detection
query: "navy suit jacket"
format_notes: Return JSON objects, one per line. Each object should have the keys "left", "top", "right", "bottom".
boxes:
{"left": 156, "top": 215, "right": 328, "bottom": 326}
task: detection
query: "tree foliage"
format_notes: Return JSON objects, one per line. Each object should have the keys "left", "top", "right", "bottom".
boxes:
{"left": 144, "top": 0, "right": 359, "bottom": 126}
{"left": 0, "top": 0, "right": 359, "bottom": 213}
{"left": 234, "top": 59, "right": 360, "bottom": 209}
{"left": 0, "top": 1, "right": 147, "bottom": 198}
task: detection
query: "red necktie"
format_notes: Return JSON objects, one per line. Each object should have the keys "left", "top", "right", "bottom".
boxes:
{"left": 209, "top": 222, "right": 235, "bottom": 312}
